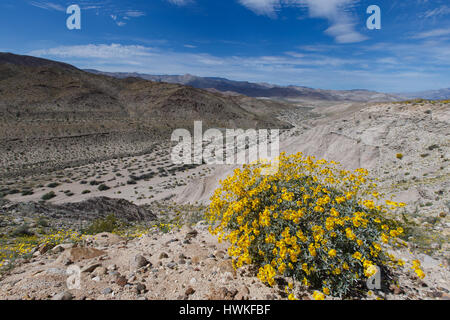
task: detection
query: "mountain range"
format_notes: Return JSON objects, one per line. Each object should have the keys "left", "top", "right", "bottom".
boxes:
{"left": 398, "top": 88, "right": 450, "bottom": 100}
{"left": 0, "top": 52, "right": 290, "bottom": 177}
{"left": 85, "top": 70, "right": 404, "bottom": 102}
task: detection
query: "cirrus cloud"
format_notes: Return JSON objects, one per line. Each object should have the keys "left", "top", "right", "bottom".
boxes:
{"left": 238, "top": 0, "right": 366, "bottom": 43}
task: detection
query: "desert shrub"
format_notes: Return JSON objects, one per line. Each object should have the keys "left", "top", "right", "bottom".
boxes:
{"left": 36, "top": 217, "right": 49, "bottom": 228}
{"left": 41, "top": 191, "right": 56, "bottom": 201}
{"left": 396, "top": 153, "right": 403, "bottom": 160}
{"left": 82, "top": 190, "right": 91, "bottom": 194}
{"left": 47, "top": 182, "right": 60, "bottom": 188}
{"left": 11, "top": 224, "right": 34, "bottom": 237}
{"left": 21, "top": 190, "right": 34, "bottom": 196}
{"left": 98, "top": 184, "right": 110, "bottom": 191}
{"left": 83, "top": 214, "right": 125, "bottom": 235}
{"left": 207, "top": 152, "right": 424, "bottom": 299}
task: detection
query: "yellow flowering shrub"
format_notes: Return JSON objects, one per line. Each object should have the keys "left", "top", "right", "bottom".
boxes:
{"left": 0, "top": 230, "right": 83, "bottom": 271}
{"left": 207, "top": 152, "right": 424, "bottom": 298}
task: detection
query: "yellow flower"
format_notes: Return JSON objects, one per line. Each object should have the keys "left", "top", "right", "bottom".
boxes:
{"left": 313, "top": 291, "right": 325, "bottom": 300}
{"left": 352, "top": 251, "right": 362, "bottom": 260}
{"left": 328, "top": 249, "right": 337, "bottom": 258}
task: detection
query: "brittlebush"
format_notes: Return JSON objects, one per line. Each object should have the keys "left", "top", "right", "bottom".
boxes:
{"left": 207, "top": 152, "right": 425, "bottom": 298}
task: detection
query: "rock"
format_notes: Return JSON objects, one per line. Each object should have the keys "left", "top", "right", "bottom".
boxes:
{"left": 38, "top": 243, "right": 54, "bottom": 255}
{"left": 218, "top": 287, "right": 229, "bottom": 298}
{"left": 130, "top": 254, "right": 150, "bottom": 270}
{"left": 235, "top": 286, "right": 250, "bottom": 300}
{"left": 51, "top": 243, "right": 75, "bottom": 254}
{"left": 56, "top": 247, "right": 106, "bottom": 263}
{"left": 427, "top": 290, "right": 443, "bottom": 298}
{"left": 389, "top": 284, "right": 403, "bottom": 295}
{"left": 241, "top": 286, "right": 250, "bottom": 295}
{"left": 81, "top": 263, "right": 102, "bottom": 273}
{"left": 191, "top": 256, "right": 201, "bottom": 264}
{"left": 107, "top": 264, "right": 117, "bottom": 271}
{"left": 439, "top": 212, "right": 447, "bottom": 218}
{"left": 442, "top": 293, "right": 450, "bottom": 300}
{"left": 59, "top": 257, "right": 73, "bottom": 266}
{"left": 46, "top": 268, "right": 67, "bottom": 276}
{"left": 159, "top": 252, "right": 169, "bottom": 259}
{"left": 228, "top": 288, "right": 238, "bottom": 298}
{"left": 116, "top": 275, "right": 128, "bottom": 287}
{"left": 52, "top": 291, "right": 73, "bottom": 301}
{"left": 135, "top": 283, "right": 146, "bottom": 294}
{"left": 85, "top": 232, "right": 125, "bottom": 247}
{"left": 166, "top": 262, "right": 177, "bottom": 269}
{"left": 185, "top": 287, "right": 195, "bottom": 296}
{"left": 102, "top": 288, "right": 113, "bottom": 295}
{"left": 93, "top": 266, "right": 107, "bottom": 277}
{"left": 108, "top": 271, "right": 119, "bottom": 277}
{"left": 185, "top": 229, "right": 198, "bottom": 240}
{"left": 214, "top": 250, "right": 226, "bottom": 259}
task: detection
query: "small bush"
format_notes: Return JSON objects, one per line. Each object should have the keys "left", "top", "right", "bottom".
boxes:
{"left": 82, "top": 190, "right": 91, "bottom": 194}
{"left": 98, "top": 184, "right": 110, "bottom": 191}
{"left": 84, "top": 214, "right": 125, "bottom": 235}
{"left": 396, "top": 153, "right": 403, "bottom": 160}
{"left": 41, "top": 191, "right": 56, "bottom": 201}
{"left": 21, "top": 190, "right": 34, "bottom": 196}
{"left": 11, "top": 224, "right": 34, "bottom": 237}
{"left": 37, "top": 217, "right": 50, "bottom": 227}
{"left": 47, "top": 182, "right": 60, "bottom": 188}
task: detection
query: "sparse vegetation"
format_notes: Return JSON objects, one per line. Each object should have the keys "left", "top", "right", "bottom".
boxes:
{"left": 41, "top": 191, "right": 56, "bottom": 201}
{"left": 83, "top": 214, "right": 126, "bottom": 235}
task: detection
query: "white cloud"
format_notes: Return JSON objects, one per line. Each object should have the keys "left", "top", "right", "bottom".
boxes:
{"left": 29, "top": 1, "right": 65, "bottom": 12}
{"left": 238, "top": 0, "right": 366, "bottom": 43}
{"left": 29, "top": 44, "right": 155, "bottom": 59}
{"left": 238, "top": 0, "right": 279, "bottom": 17}
{"left": 125, "top": 10, "right": 146, "bottom": 18}
{"left": 167, "top": 0, "right": 193, "bottom": 6}
{"left": 26, "top": 42, "right": 450, "bottom": 92}
{"left": 422, "top": 5, "right": 450, "bottom": 19}
{"left": 412, "top": 28, "right": 450, "bottom": 39}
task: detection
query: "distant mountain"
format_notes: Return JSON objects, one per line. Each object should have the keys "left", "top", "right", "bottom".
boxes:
{"left": 398, "top": 88, "right": 450, "bottom": 100}
{"left": 0, "top": 52, "right": 291, "bottom": 177}
{"left": 85, "top": 70, "right": 402, "bottom": 102}
{"left": 0, "top": 52, "right": 289, "bottom": 132}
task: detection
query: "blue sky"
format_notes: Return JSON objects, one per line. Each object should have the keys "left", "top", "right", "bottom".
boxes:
{"left": 0, "top": 0, "right": 449, "bottom": 92}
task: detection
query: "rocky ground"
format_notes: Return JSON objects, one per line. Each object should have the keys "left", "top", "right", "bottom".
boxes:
{"left": 0, "top": 223, "right": 448, "bottom": 301}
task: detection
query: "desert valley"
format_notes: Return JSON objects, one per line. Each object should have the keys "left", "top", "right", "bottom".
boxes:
{"left": 0, "top": 52, "right": 449, "bottom": 301}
